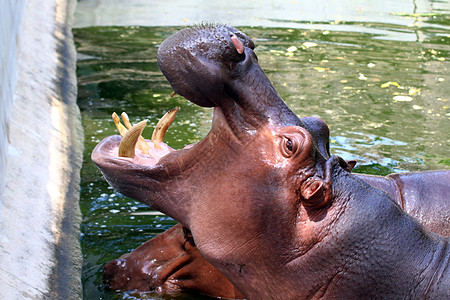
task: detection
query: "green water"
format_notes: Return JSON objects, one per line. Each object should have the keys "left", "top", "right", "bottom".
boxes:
{"left": 75, "top": 19, "right": 449, "bottom": 299}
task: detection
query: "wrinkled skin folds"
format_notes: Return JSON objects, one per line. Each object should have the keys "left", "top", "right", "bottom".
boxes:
{"left": 93, "top": 24, "right": 449, "bottom": 299}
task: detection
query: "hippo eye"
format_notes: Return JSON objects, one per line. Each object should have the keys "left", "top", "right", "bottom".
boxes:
{"left": 286, "top": 139, "right": 293, "bottom": 152}
{"left": 281, "top": 136, "right": 298, "bottom": 157}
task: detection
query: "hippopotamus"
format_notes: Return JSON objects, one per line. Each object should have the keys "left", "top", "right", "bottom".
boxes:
{"left": 92, "top": 24, "right": 450, "bottom": 299}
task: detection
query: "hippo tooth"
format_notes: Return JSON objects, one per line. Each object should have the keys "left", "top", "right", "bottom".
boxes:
{"left": 118, "top": 120, "right": 148, "bottom": 158}
{"left": 230, "top": 33, "right": 244, "bottom": 54}
{"left": 113, "top": 112, "right": 150, "bottom": 155}
{"left": 120, "top": 111, "right": 133, "bottom": 130}
{"left": 151, "top": 107, "right": 179, "bottom": 150}
{"left": 121, "top": 112, "right": 150, "bottom": 155}
{"left": 112, "top": 112, "right": 128, "bottom": 136}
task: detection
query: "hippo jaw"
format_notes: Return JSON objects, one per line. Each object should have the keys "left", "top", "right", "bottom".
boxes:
{"left": 157, "top": 24, "right": 310, "bottom": 135}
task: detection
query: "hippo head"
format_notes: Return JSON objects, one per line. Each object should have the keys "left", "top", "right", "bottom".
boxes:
{"left": 92, "top": 24, "right": 352, "bottom": 297}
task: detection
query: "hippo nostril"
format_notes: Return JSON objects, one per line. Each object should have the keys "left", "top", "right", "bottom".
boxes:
{"left": 230, "top": 33, "right": 244, "bottom": 54}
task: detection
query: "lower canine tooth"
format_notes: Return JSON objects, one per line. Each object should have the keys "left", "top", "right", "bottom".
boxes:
{"left": 118, "top": 120, "right": 148, "bottom": 158}
{"left": 151, "top": 108, "right": 179, "bottom": 149}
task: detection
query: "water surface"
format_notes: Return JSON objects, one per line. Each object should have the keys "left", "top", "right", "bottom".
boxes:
{"left": 75, "top": 6, "right": 449, "bottom": 299}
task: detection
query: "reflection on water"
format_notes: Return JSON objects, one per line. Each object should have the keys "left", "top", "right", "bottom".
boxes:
{"left": 75, "top": 6, "right": 449, "bottom": 299}
{"left": 74, "top": 0, "right": 449, "bottom": 37}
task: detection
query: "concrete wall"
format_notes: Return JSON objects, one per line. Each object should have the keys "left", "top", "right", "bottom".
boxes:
{"left": 0, "top": 0, "right": 82, "bottom": 298}
{"left": 0, "top": 0, "right": 25, "bottom": 213}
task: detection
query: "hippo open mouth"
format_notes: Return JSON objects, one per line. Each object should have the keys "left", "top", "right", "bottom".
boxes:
{"left": 93, "top": 25, "right": 450, "bottom": 299}
{"left": 92, "top": 23, "right": 360, "bottom": 297}
{"left": 92, "top": 24, "right": 339, "bottom": 224}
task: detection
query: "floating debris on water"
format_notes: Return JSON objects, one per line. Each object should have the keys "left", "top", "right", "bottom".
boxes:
{"left": 393, "top": 95, "right": 413, "bottom": 102}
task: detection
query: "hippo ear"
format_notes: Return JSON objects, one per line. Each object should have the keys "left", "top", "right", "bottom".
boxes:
{"left": 300, "top": 177, "right": 330, "bottom": 209}
{"left": 346, "top": 160, "right": 357, "bottom": 172}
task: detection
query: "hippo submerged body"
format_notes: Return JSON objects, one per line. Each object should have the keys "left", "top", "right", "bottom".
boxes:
{"left": 93, "top": 24, "right": 450, "bottom": 299}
